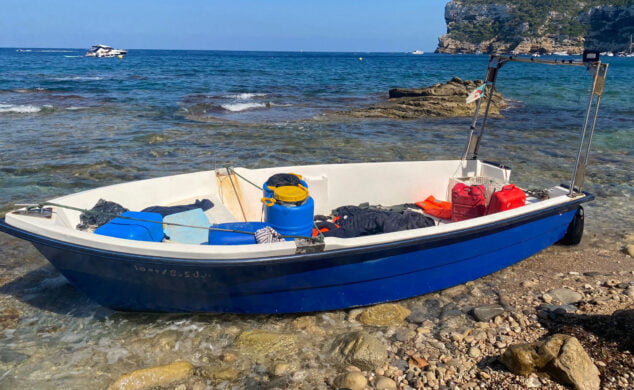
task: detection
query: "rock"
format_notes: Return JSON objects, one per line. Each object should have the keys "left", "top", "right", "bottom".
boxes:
{"left": 330, "top": 331, "right": 388, "bottom": 371}
{"left": 547, "top": 288, "right": 583, "bottom": 304}
{"left": 375, "top": 375, "right": 397, "bottom": 390}
{"left": 359, "top": 303, "right": 411, "bottom": 326}
{"left": 341, "top": 78, "right": 507, "bottom": 119}
{"left": 273, "top": 363, "right": 290, "bottom": 376}
{"left": 468, "top": 346, "right": 481, "bottom": 358}
{"left": 538, "top": 304, "right": 577, "bottom": 315}
{"left": 624, "top": 286, "right": 634, "bottom": 299}
{"left": 333, "top": 371, "right": 367, "bottom": 390}
{"left": 200, "top": 367, "right": 239, "bottom": 382}
{"left": 626, "top": 244, "right": 634, "bottom": 257}
{"left": 500, "top": 334, "right": 600, "bottom": 390}
{"left": 233, "top": 330, "right": 298, "bottom": 361}
{"left": 406, "top": 309, "right": 428, "bottom": 324}
{"left": 107, "top": 361, "right": 194, "bottom": 390}
{"left": 472, "top": 304, "right": 505, "bottom": 322}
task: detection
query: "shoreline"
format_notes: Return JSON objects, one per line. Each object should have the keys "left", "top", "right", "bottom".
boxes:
{"left": 0, "top": 232, "right": 632, "bottom": 389}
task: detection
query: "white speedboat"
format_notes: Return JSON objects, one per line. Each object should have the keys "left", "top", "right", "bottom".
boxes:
{"left": 411, "top": 50, "right": 424, "bottom": 55}
{"left": 85, "top": 44, "right": 127, "bottom": 58}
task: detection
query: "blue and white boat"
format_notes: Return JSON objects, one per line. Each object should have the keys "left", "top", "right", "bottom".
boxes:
{"left": 0, "top": 55, "right": 608, "bottom": 313}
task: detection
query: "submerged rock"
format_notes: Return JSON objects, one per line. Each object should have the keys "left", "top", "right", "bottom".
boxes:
{"left": 340, "top": 77, "right": 506, "bottom": 119}
{"left": 233, "top": 330, "right": 299, "bottom": 361}
{"left": 330, "top": 331, "right": 388, "bottom": 371}
{"left": 500, "top": 334, "right": 600, "bottom": 390}
{"left": 107, "top": 361, "right": 194, "bottom": 390}
{"left": 333, "top": 371, "right": 368, "bottom": 390}
{"left": 359, "top": 303, "right": 411, "bottom": 326}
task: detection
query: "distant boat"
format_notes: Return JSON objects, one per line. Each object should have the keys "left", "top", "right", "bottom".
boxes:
{"left": 617, "top": 34, "right": 634, "bottom": 57}
{"left": 552, "top": 51, "right": 569, "bottom": 56}
{"left": 411, "top": 50, "right": 424, "bottom": 55}
{"left": 85, "top": 44, "right": 127, "bottom": 58}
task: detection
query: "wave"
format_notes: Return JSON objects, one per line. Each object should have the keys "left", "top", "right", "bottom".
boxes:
{"left": 0, "top": 104, "right": 43, "bottom": 113}
{"left": 50, "top": 76, "right": 104, "bottom": 81}
{"left": 227, "top": 93, "right": 268, "bottom": 100}
{"left": 220, "top": 102, "right": 268, "bottom": 112}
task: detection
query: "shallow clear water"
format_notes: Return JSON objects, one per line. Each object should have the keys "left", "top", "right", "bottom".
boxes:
{"left": 0, "top": 49, "right": 632, "bottom": 388}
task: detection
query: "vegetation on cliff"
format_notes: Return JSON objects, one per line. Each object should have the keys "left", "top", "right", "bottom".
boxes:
{"left": 439, "top": 0, "right": 634, "bottom": 54}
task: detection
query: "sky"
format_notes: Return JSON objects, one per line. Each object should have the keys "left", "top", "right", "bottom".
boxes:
{"left": 0, "top": 0, "right": 448, "bottom": 52}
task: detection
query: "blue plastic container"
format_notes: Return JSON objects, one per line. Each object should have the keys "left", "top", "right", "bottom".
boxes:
{"left": 208, "top": 222, "right": 270, "bottom": 245}
{"left": 264, "top": 197, "right": 314, "bottom": 240}
{"left": 95, "top": 211, "right": 164, "bottom": 242}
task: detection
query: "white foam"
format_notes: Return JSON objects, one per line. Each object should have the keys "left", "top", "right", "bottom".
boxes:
{"left": 66, "top": 106, "right": 88, "bottom": 110}
{"left": 51, "top": 76, "right": 104, "bottom": 81}
{"left": 221, "top": 102, "right": 267, "bottom": 112}
{"left": 228, "top": 93, "right": 267, "bottom": 99}
{"left": 0, "top": 104, "right": 42, "bottom": 113}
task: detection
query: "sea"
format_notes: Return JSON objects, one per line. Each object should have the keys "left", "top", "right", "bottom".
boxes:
{"left": 0, "top": 48, "right": 632, "bottom": 388}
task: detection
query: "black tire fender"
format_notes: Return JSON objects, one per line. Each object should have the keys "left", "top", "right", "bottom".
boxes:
{"left": 558, "top": 206, "right": 584, "bottom": 246}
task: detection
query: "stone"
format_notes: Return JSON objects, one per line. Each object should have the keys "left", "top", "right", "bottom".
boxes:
{"left": 406, "top": 309, "right": 428, "bottom": 324}
{"left": 273, "top": 363, "right": 290, "bottom": 376}
{"left": 468, "top": 346, "right": 481, "bottom": 358}
{"left": 107, "top": 361, "right": 194, "bottom": 390}
{"left": 233, "top": 330, "right": 298, "bottom": 361}
{"left": 333, "top": 371, "right": 367, "bottom": 390}
{"left": 624, "top": 286, "right": 634, "bottom": 299}
{"left": 500, "top": 334, "right": 600, "bottom": 390}
{"left": 472, "top": 304, "right": 505, "bottom": 322}
{"left": 626, "top": 244, "right": 634, "bottom": 257}
{"left": 375, "top": 375, "right": 397, "bottom": 390}
{"left": 538, "top": 304, "right": 577, "bottom": 315}
{"left": 197, "top": 366, "right": 239, "bottom": 382}
{"left": 330, "top": 331, "right": 388, "bottom": 371}
{"left": 547, "top": 288, "right": 583, "bottom": 304}
{"left": 359, "top": 303, "right": 411, "bottom": 326}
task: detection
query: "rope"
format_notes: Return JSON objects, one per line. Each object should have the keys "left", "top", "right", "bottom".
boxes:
{"left": 225, "top": 166, "right": 263, "bottom": 190}
{"left": 31, "top": 202, "right": 319, "bottom": 241}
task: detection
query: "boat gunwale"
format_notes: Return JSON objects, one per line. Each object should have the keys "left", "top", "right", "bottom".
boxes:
{"left": 0, "top": 192, "right": 593, "bottom": 268}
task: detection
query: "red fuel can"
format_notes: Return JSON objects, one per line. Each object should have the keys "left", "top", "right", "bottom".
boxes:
{"left": 486, "top": 184, "right": 526, "bottom": 215}
{"left": 451, "top": 183, "right": 487, "bottom": 222}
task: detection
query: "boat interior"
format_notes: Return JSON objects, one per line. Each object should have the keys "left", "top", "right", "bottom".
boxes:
{"left": 6, "top": 160, "right": 581, "bottom": 259}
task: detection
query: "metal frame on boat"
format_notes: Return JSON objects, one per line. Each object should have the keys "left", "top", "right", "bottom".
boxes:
{"left": 0, "top": 54, "right": 608, "bottom": 313}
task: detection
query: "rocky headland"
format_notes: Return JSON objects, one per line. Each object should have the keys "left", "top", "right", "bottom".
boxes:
{"left": 436, "top": 0, "right": 634, "bottom": 55}
{"left": 339, "top": 77, "right": 506, "bottom": 119}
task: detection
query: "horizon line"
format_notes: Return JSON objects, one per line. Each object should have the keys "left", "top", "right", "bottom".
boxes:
{"left": 2, "top": 46, "right": 436, "bottom": 54}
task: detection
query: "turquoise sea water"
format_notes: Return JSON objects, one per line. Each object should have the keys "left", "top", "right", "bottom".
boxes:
{"left": 0, "top": 48, "right": 632, "bottom": 389}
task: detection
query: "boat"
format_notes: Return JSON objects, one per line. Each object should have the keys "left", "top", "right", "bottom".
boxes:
{"left": 617, "top": 35, "right": 634, "bottom": 57}
{"left": 0, "top": 54, "right": 609, "bottom": 313}
{"left": 84, "top": 44, "right": 127, "bottom": 58}
{"left": 552, "top": 51, "right": 569, "bottom": 56}
{"left": 411, "top": 50, "right": 424, "bottom": 55}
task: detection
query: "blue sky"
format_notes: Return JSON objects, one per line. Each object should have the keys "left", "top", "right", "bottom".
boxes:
{"left": 1, "top": 0, "right": 448, "bottom": 52}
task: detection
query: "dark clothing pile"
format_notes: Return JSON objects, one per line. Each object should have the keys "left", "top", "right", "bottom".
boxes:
{"left": 76, "top": 199, "right": 128, "bottom": 231}
{"left": 142, "top": 199, "right": 214, "bottom": 217}
{"left": 265, "top": 173, "right": 302, "bottom": 187}
{"left": 315, "top": 204, "right": 435, "bottom": 238}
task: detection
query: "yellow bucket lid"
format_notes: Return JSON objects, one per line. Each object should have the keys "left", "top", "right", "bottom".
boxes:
{"left": 273, "top": 184, "right": 309, "bottom": 203}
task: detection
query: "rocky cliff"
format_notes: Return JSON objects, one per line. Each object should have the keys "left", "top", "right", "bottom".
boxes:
{"left": 436, "top": 0, "right": 634, "bottom": 54}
